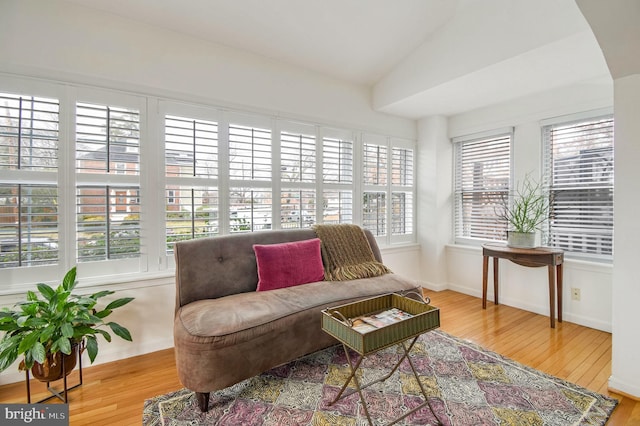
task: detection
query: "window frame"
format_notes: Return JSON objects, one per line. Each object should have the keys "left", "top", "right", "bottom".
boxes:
{"left": 362, "top": 134, "right": 416, "bottom": 245}
{"left": 541, "top": 110, "right": 614, "bottom": 262}
{"left": 0, "top": 91, "right": 60, "bottom": 271}
{"left": 0, "top": 77, "right": 68, "bottom": 288}
{"left": 321, "top": 127, "right": 355, "bottom": 227}
{"left": 390, "top": 140, "right": 415, "bottom": 242}
{"left": 453, "top": 128, "right": 513, "bottom": 246}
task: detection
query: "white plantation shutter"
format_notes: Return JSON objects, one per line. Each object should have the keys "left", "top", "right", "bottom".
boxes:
{"left": 391, "top": 145, "right": 414, "bottom": 236}
{"left": 322, "top": 132, "right": 353, "bottom": 225}
{"left": 323, "top": 136, "right": 353, "bottom": 184}
{"left": 164, "top": 115, "right": 219, "bottom": 253}
{"left": 280, "top": 189, "right": 315, "bottom": 229}
{"left": 76, "top": 185, "right": 140, "bottom": 261}
{"left": 281, "top": 131, "right": 315, "bottom": 183}
{"left": 363, "top": 143, "right": 388, "bottom": 186}
{"left": 363, "top": 137, "right": 388, "bottom": 236}
{"left": 0, "top": 93, "right": 59, "bottom": 268}
{"left": 322, "top": 190, "right": 352, "bottom": 224}
{"left": 280, "top": 123, "right": 317, "bottom": 229}
{"left": 76, "top": 103, "right": 140, "bottom": 174}
{"left": 1, "top": 78, "right": 417, "bottom": 287}
{"left": 454, "top": 130, "right": 512, "bottom": 242}
{"left": 542, "top": 115, "right": 614, "bottom": 259}
{"left": 0, "top": 184, "right": 58, "bottom": 267}
{"left": 229, "top": 188, "right": 272, "bottom": 232}
{"left": 391, "top": 191, "right": 412, "bottom": 235}
{"left": 165, "top": 115, "right": 218, "bottom": 178}
{"left": 391, "top": 147, "right": 413, "bottom": 187}
{"left": 76, "top": 102, "right": 141, "bottom": 263}
{"left": 228, "top": 121, "right": 272, "bottom": 233}
{"left": 229, "top": 124, "right": 271, "bottom": 181}
{"left": 165, "top": 187, "right": 219, "bottom": 248}
{"left": 0, "top": 93, "right": 59, "bottom": 171}
{"left": 362, "top": 192, "right": 386, "bottom": 236}
{"left": 362, "top": 136, "right": 415, "bottom": 241}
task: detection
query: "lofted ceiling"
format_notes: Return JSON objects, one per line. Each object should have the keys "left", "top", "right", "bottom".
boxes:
{"left": 62, "top": 0, "right": 612, "bottom": 118}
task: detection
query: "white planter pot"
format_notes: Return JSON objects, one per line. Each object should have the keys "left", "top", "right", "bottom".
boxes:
{"left": 507, "top": 231, "right": 536, "bottom": 248}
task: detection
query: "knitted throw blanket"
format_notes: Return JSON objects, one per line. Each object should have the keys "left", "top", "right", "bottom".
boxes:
{"left": 313, "top": 224, "right": 391, "bottom": 281}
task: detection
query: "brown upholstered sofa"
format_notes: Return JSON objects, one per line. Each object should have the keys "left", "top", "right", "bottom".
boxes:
{"left": 173, "top": 228, "right": 420, "bottom": 412}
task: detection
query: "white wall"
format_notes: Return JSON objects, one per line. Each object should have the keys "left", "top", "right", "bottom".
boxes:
{"left": 415, "top": 116, "right": 452, "bottom": 290}
{"left": 575, "top": 0, "right": 640, "bottom": 400}
{"left": 609, "top": 73, "right": 640, "bottom": 397}
{"left": 434, "top": 79, "right": 614, "bottom": 332}
{"left": 0, "top": 0, "right": 415, "bottom": 140}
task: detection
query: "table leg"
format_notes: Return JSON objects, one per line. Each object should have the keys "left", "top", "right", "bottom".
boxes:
{"left": 557, "top": 263, "right": 563, "bottom": 323}
{"left": 548, "top": 265, "right": 556, "bottom": 328}
{"left": 331, "top": 338, "right": 440, "bottom": 426}
{"left": 493, "top": 257, "right": 499, "bottom": 305}
{"left": 330, "top": 344, "right": 364, "bottom": 404}
{"left": 482, "top": 255, "right": 488, "bottom": 309}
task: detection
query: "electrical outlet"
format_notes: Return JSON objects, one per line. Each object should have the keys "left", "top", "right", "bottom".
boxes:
{"left": 571, "top": 288, "right": 581, "bottom": 301}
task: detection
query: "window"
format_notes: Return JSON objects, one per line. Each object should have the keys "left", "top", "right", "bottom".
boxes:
{"left": 76, "top": 102, "right": 141, "bottom": 263}
{"left": 391, "top": 146, "right": 414, "bottom": 237}
{"left": 454, "top": 130, "right": 512, "bottom": 243}
{"left": 281, "top": 131, "right": 315, "bottom": 183}
{"left": 280, "top": 189, "right": 315, "bottom": 229}
{"left": 322, "top": 132, "right": 353, "bottom": 225}
{"left": 322, "top": 190, "right": 352, "bottom": 224}
{"left": 363, "top": 143, "right": 387, "bottom": 186}
{"left": 229, "top": 124, "right": 271, "bottom": 181}
{"left": 362, "top": 136, "right": 415, "bottom": 242}
{"left": 0, "top": 185, "right": 58, "bottom": 267}
{"left": 280, "top": 124, "right": 317, "bottom": 229}
{"left": 230, "top": 189, "right": 272, "bottom": 232}
{"left": 165, "top": 115, "right": 218, "bottom": 178}
{"left": 323, "top": 136, "right": 353, "bottom": 184}
{"left": 363, "top": 192, "right": 386, "bottom": 235}
{"left": 363, "top": 140, "right": 388, "bottom": 236}
{"left": 0, "top": 92, "right": 59, "bottom": 268}
{"left": 229, "top": 120, "right": 272, "bottom": 232}
{"left": 543, "top": 114, "right": 614, "bottom": 259}
{"left": 164, "top": 114, "right": 219, "bottom": 252}
{"left": 0, "top": 78, "right": 417, "bottom": 287}
{"left": 76, "top": 185, "right": 140, "bottom": 262}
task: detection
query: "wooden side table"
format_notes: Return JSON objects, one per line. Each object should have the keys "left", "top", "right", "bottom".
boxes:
{"left": 482, "top": 243, "right": 564, "bottom": 328}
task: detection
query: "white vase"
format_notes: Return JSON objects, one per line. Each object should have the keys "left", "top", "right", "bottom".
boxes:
{"left": 507, "top": 231, "right": 536, "bottom": 248}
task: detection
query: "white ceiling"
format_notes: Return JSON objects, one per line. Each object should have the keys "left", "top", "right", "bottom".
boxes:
{"left": 63, "top": 0, "right": 459, "bottom": 85}
{"left": 62, "top": 0, "right": 613, "bottom": 117}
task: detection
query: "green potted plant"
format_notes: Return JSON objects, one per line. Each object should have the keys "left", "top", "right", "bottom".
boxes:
{"left": 0, "top": 266, "right": 134, "bottom": 381}
{"left": 498, "top": 174, "right": 549, "bottom": 248}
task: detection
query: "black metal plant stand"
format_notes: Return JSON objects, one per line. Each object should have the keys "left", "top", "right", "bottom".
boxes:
{"left": 25, "top": 341, "right": 84, "bottom": 404}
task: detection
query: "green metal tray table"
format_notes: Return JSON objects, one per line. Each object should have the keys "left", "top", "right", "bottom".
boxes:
{"left": 321, "top": 292, "right": 441, "bottom": 425}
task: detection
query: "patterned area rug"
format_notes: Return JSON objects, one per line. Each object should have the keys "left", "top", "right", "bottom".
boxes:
{"left": 143, "top": 331, "right": 617, "bottom": 425}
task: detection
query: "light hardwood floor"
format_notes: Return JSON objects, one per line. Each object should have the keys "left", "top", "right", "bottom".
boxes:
{"left": 0, "top": 289, "right": 638, "bottom": 425}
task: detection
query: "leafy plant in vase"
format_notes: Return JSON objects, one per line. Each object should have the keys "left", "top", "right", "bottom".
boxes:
{"left": 497, "top": 174, "right": 549, "bottom": 248}
{"left": 0, "top": 267, "right": 134, "bottom": 382}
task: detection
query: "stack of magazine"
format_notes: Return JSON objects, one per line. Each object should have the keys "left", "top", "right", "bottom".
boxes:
{"left": 349, "top": 308, "right": 413, "bottom": 334}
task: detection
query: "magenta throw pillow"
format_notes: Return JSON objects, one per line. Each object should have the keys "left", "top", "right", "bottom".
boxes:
{"left": 254, "top": 238, "right": 325, "bottom": 291}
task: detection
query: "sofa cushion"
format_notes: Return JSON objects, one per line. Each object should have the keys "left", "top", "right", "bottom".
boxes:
{"left": 175, "top": 273, "right": 419, "bottom": 347}
{"left": 254, "top": 238, "right": 325, "bottom": 291}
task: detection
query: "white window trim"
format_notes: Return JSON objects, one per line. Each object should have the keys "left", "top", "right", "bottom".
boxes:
{"left": 453, "top": 127, "right": 514, "bottom": 247}
{"left": 541, "top": 110, "right": 614, "bottom": 262}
